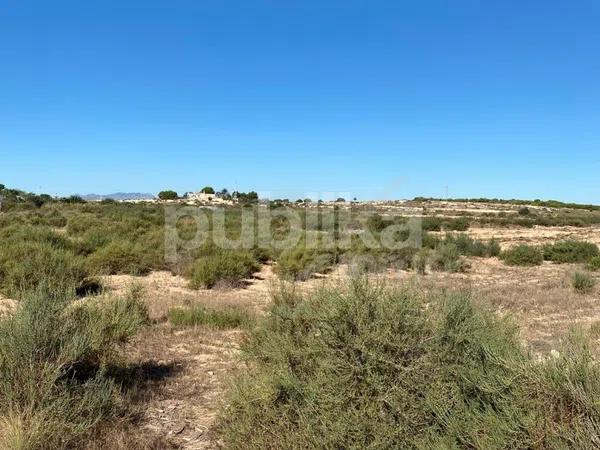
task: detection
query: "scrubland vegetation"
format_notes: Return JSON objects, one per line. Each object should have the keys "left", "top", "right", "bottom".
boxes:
{"left": 2, "top": 185, "right": 600, "bottom": 448}
{"left": 0, "top": 285, "right": 147, "bottom": 449}
{"left": 500, "top": 245, "right": 545, "bottom": 266}
{"left": 543, "top": 240, "right": 599, "bottom": 263}
{"left": 219, "top": 280, "right": 600, "bottom": 449}
{"left": 499, "top": 241, "right": 600, "bottom": 268}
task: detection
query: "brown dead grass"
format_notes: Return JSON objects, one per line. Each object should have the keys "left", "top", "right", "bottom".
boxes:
{"left": 415, "top": 256, "right": 600, "bottom": 352}
{"left": 465, "top": 224, "right": 600, "bottom": 249}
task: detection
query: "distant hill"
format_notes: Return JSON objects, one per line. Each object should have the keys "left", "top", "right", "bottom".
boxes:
{"left": 81, "top": 192, "right": 155, "bottom": 201}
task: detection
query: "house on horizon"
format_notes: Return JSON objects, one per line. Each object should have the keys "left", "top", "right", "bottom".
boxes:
{"left": 186, "top": 190, "right": 232, "bottom": 204}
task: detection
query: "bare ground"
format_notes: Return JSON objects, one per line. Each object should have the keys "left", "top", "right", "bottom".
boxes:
{"left": 466, "top": 224, "right": 600, "bottom": 248}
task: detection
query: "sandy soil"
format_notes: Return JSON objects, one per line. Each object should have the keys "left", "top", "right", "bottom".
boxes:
{"left": 467, "top": 224, "right": 600, "bottom": 249}
{"left": 92, "top": 263, "right": 365, "bottom": 449}
{"left": 417, "top": 258, "right": 600, "bottom": 352}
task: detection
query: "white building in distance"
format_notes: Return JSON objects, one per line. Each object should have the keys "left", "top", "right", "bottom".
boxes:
{"left": 186, "top": 191, "right": 233, "bottom": 205}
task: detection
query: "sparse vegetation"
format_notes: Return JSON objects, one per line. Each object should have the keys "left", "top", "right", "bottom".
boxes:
{"left": 440, "top": 233, "right": 501, "bottom": 257}
{"left": 168, "top": 305, "right": 253, "bottom": 329}
{"left": 412, "top": 248, "right": 428, "bottom": 274}
{"left": 571, "top": 271, "right": 596, "bottom": 294}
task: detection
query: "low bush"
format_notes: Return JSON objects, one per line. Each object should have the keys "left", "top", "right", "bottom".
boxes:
{"left": 366, "top": 213, "right": 389, "bottom": 233}
{"left": 572, "top": 271, "right": 596, "bottom": 294}
{"left": 429, "top": 243, "right": 468, "bottom": 272}
{"left": 275, "top": 245, "right": 336, "bottom": 281}
{"left": 422, "top": 216, "right": 443, "bottom": 231}
{"left": 0, "top": 286, "right": 147, "bottom": 448}
{"left": 219, "top": 279, "right": 600, "bottom": 449}
{"left": 85, "top": 240, "right": 156, "bottom": 276}
{"left": 412, "top": 248, "right": 429, "bottom": 274}
{"left": 345, "top": 253, "right": 386, "bottom": 275}
{"left": 518, "top": 207, "right": 531, "bottom": 216}
{"left": 385, "top": 246, "right": 420, "bottom": 270}
{"left": 168, "top": 305, "right": 253, "bottom": 329}
{"left": 189, "top": 248, "right": 260, "bottom": 289}
{"left": 500, "top": 245, "right": 544, "bottom": 266}
{"left": 66, "top": 215, "right": 103, "bottom": 236}
{"left": 442, "top": 217, "right": 470, "bottom": 231}
{"left": 543, "top": 240, "right": 600, "bottom": 264}
{"left": 588, "top": 256, "right": 600, "bottom": 272}
{"left": 441, "top": 233, "right": 500, "bottom": 257}
{"left": 0, "top": 225, "right": 87, "bottom": 298}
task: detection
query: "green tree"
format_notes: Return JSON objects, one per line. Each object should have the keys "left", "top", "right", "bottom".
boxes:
{"left": 233, "top": 191, "right": 259, "bottom": 204}
{"left": 158, "top": 190, "right": 178, "bottom": 200}
{"left": 61, "top": 195, "right": 85, "bottom": 204}
{"left": 219, "top": 188, "right": 231, "bottom": 200}
{"left": 201, "top": 186, "right": 215, "bottom": 194}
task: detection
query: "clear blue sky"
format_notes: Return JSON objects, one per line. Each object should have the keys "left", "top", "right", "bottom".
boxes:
{"left": 1, "top": 1, "right": 599, "bottom": 202}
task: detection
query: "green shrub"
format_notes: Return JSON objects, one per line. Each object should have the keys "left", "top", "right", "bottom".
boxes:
{"left": 429, "top": 243, "right": 468, "bottom": 272}
{"left": 189, "top": 249, "right": 260, "bottom": 289}
{"left": 572, "top": 272, "right": 596, "bottom": 294}
{"left": 422, "top": 216, "right": 443, "bottom": 231}
{"left": 543, "top": 240, "right": 600, "bottom": 264}
{"left": 443, "top": 217, "right": 470, "bottom": 231}
{"left": 168, "top": 305, "right": 253, "bottom": 329}
{"left": 66, "top": 215, "right": 103, "bottom": 236}
{"left": 441, "top": 234, "right": 500, "bottom": 257}
{"left": 488, "top": 238, "right": 502, "bottom": 257}
{"left": 366, "top": 214, "right": 389, "bottom": 232}
{"left": 385, "top": 246, "right": 419, "bottom": 270}
{"left": 412, "top": 249, "right": 429, "bottom": 274}
{"left": 0, "top": 286, "right": 147, "bottom": 448}
{"left": 345, "top": 253, "right": 385, "bottom": 275}
{"left": 500, "top": 245, "right": 544, "bottom": 266}
{"left": 219, "top": 279, "right": 600, "bottom": 449}
{"left": 422, "top": 232, "right": 440, "bottom": 249}
{"left": 275, "top": 245, "right": 336, "bottom": 281}
{"left": 588, "top": 256, "right": 600, "bottom": 272}
{"left": 0, "top": 226, "right": 87, "bottom": 298}
{"left": 85, "top": 240, "right": 157, "bottom": 276}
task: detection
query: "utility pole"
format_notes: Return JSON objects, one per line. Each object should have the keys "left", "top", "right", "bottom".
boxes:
{"left": 444, "top": 185, "right": 449, "bottom": 199}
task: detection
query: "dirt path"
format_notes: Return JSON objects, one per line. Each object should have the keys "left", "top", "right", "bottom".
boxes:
{"left": 102, "top": 266, "right": 278, "bottom": 449}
